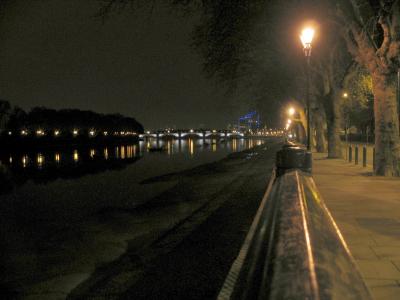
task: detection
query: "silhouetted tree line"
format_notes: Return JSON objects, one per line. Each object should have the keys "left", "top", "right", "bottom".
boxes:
{"left": 0, "top": 100, "right": 144, "bottom": 136}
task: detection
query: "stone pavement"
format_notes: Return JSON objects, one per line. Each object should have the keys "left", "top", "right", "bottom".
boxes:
{"left": 312, "top": 153, "right": 400, "bottom": 300}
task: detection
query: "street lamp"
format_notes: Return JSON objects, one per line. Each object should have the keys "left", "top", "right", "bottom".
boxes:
{"left": 300, "top": 27, "right": 315, "bottom": 150}
{"left": 288, "top": 107, "right": 295, "bottom": 117}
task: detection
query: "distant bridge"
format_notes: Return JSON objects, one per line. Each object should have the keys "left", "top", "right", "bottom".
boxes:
{"left": 139, "top": 129, "right": 285, "bottom": 139}
{"left": 139, "top": 129, "right": 244, "bottom": 139}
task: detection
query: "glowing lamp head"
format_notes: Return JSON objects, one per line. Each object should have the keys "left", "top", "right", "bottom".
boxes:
{"left": 287, "top": 119, "right": 292, "bottom": 124}
{"left": 343, "top": 92, "right": 348, "bottom": 98}
{"left": 288, "top": 107, "right": 295, "bottom": 116}
{"left": 300, "top": 27, "right": 315, "bottom": 48}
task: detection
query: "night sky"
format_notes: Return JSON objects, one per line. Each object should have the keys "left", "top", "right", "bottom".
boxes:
{"left": 0, "top": 0, "right": 251, "bottom": 130}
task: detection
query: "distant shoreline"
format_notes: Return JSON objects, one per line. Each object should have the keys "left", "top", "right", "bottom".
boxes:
{"left": 0, "top": 135, "right": 140, "bottom": 152}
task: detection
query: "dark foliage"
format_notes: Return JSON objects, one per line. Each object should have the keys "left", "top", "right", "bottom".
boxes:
{"left": 3, "top": 103, "right": 144, "bottom": 135}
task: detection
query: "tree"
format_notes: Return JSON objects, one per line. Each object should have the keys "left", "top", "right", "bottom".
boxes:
{"left": 0, "top": 100, "right": 11, "bottom": 131}
{"left": 336, "top": 0, "right": 400, "bottom": 176}
{"left": 98, "top": 0, "right": 297, "bottom": 125}
{"left": 342, "top": 67, "right": 374, "bottom": 141}
{"left": 7, "top": 106, "right": 27, "bottom": 131}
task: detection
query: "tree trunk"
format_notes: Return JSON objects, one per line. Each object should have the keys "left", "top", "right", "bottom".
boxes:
{"left": 325, "top": 92, "right": 342, "bottom": 158}
{"left": 372, "top": 72, "right": 400, "bottom": 176}
{"left": 312, "top": 106, "right": 327, "bottom": 153}
{"left": 314, "top": 115, "right": 326, "bottom": 153}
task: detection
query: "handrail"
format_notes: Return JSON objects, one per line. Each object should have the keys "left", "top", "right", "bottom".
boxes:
{"left": 218, "top": 145, "right": 372, "bottom": 300}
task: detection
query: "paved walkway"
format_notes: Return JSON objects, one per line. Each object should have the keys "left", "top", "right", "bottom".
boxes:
{"left": 313, "top": 153, "right": 400, "bottom": 300}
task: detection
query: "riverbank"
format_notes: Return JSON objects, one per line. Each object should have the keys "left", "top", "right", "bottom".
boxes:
{"left": 313, "top": 152, "right": 400, "bottom": 300}
{"left": 65, "top": 139, "right": 282, "bottom": 300}
{"left": 0, "top": 138, "right": 282, "bottom": 299}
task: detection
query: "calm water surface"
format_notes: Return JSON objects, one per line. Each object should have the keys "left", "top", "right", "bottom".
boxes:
{"left": 0, "top": 138, "right": 267, "bottom": 297}
{"left": 0, "top": 138, "right": 264, "bottom": 192}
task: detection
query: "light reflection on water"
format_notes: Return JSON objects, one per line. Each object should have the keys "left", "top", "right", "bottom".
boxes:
{"left": 1, "top": 138, "right": 265, "bottom": 171}
{"left": 73, "top": 150, "right": 79, "bottom": 163}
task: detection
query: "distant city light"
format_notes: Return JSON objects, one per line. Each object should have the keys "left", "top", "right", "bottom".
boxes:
{"left": 89, "top": 130, "right": 95, "bottom": 136}
{"left": 103, "top": 131, "right": 108, "bottom": 136}
{"left": 54, "top": 130, "right": 60, "bottom": 136}
{"left": 73, "top": 129, "right": 79, "bottom": 136}
{"left": 36, "top": 129, "right": 45, "bottom": 136}
{"left": 8, "top": 131, "right": 12, "bottom": 136}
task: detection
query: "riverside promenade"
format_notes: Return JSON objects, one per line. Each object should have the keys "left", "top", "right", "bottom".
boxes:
{"left": 313, "top": 152, "right": 400, "bottom": 300}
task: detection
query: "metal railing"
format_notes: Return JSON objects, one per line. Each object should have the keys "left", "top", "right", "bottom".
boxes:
{"left": 218, "top": 144, "right": 372, "bottom": 300}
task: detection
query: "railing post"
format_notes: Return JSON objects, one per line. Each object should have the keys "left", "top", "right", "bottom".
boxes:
{"left": 363, "top": 145, "right": 367, "bottom": 167}
{"left": 276, "top": 143, "right": 312, "bottom": 177}
{"left": 355, "top": 145, "right": 359, "bottom": 165}
{"left": 348, "top": 145, "right": 352, "bottom": 162}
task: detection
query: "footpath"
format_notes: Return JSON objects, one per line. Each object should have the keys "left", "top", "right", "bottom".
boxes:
{"left": 313, "top": 152, "right": 400, "bottom": 300}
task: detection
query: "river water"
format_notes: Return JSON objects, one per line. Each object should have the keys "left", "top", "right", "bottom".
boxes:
{"left": 0, "top": 138, "right": 267, "bottom": 298}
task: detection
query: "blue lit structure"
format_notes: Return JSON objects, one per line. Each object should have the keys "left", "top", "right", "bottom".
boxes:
{"left": 238, "top": 111, "right": 261, "bottom": 131}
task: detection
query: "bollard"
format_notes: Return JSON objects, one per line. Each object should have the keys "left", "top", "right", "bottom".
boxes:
{"left": 355, "top": 145, "right": 359, "bottom": 165}
{"left": 373, "top": 147, "right": 375, "bottom": 171}
{"left": 348, "top": 145, "right": 352, "bottom": 162}
{"left": 363, "top": 145, "right": 367, "bottom": 167}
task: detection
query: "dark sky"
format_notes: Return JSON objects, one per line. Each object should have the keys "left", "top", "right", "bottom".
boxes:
{"left": 0, "top": 0, "right": 250, "bottom": 130}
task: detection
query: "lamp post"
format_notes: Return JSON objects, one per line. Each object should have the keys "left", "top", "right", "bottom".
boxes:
{"left": 288, "top": 107, "right": 295, "bottom": 117}
{"left": 300, "top": 27, "right": 314, "bottom": 151}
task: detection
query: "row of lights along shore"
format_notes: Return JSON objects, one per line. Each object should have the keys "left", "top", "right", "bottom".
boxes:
{"left": 8, "top": 130, "right": 137, "bottom": 137}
